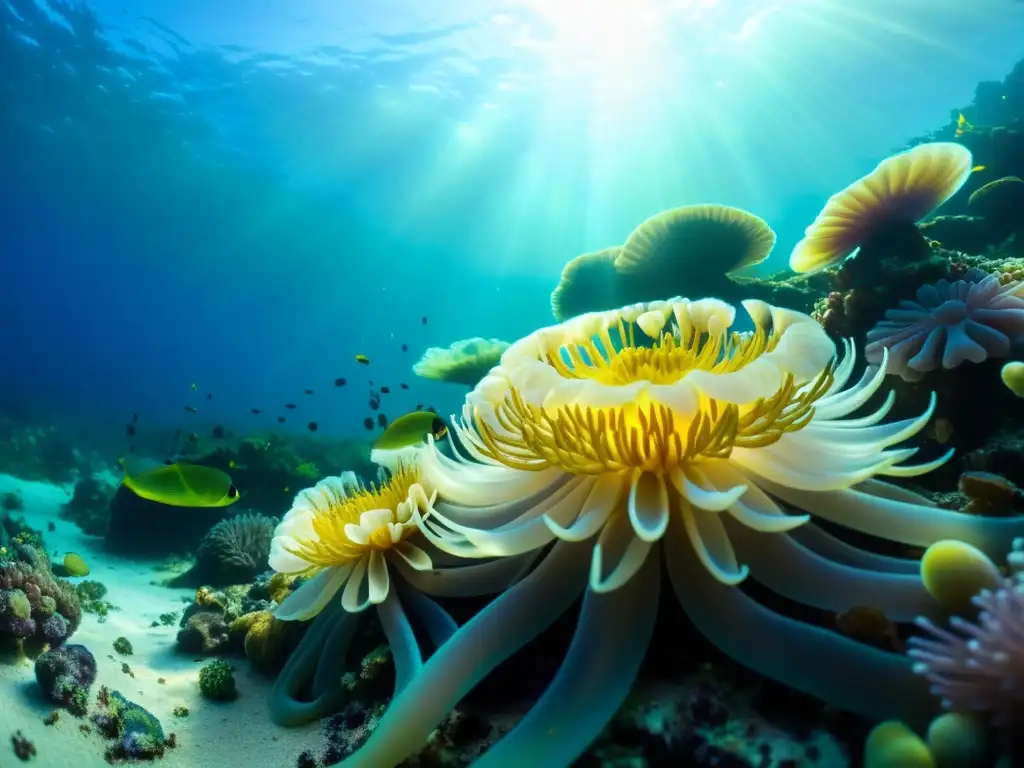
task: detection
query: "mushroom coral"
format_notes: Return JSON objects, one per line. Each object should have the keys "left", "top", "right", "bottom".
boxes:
{"left": 550, "top": 205, "right": 776, "bottom": 322}
{"left": 413, "top": 337, "right": 510, "bottom": 388}
{"left": 789, "top": 142, "right": 973, "bottom": 274}
{"left": 267, "top": 467, "right": 526, "bottom": 725}
{"left": 865, "top": 269, "right": 1024, "bottom": 382}
{"left": 336, "top": 297, "right": 1024, "bottom": 768}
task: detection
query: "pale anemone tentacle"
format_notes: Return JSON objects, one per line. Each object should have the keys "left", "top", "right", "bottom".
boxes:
{"left": 788, "top": 522, "right": 920, "bottom": 574}
{"left": 268, "top": 466, "right": 462, "bottom": 727}
{"left": 663, "top": 517, "right": 938, "bottom": 729}
{"left": 339, "top": 296, "right": 1022, "bottom": 767}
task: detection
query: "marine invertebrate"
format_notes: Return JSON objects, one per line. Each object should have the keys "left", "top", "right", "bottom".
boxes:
{"left": 173, "top": 512, "right": 277, "bottom": 587}
{"left": 614, "top": 203, "right": 775, "bottom": 280}
{"left": 198, "top": 659, "right": 237, "bottom": 701}
{"left": 1001, "top": 360, "right": 1024, "bottom": 396}
{"left": 35, "top": 644, "right": 97, "bottom": 716}
{"left": 790, "top": 142, "right": 973, "bottom": 273}
{"left": 338, "top": 296, "right": 1024, "bottom": 768}
{"left": 1, "top": 550, "right": 81, "bottom": 647}
{"left": 412, "top": 337, "right": 510, "bottom": 388}
{"left": 909, "top": 539, "right": 1024, "bottom": 720}
{"left": 551, "top": 248, "right": 623, "bottom": 322}
{"left": 93, "top": 689, "right": 169, "bottom": 759}
{"left": 865, "top": 269, "right": 1024, "bottom": 381}
{"left": 268, "top": 465, "right": 529, "bottom": 727}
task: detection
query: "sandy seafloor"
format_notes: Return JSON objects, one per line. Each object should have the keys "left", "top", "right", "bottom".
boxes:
{"left": 0, "top": 473, "right": 320, "bottom": 768}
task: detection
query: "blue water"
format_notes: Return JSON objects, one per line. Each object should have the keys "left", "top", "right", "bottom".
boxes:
{"left": 2, "top": 0, "right": 1023, "bottom": 444}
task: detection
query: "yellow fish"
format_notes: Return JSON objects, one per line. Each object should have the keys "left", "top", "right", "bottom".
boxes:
{"left": 120, "top": 458, "right": 240, "bottom": 508}
{"left": 355, "top": 354, "right": 370, "bottom": 365}
{"left": 955, "top": 112, "right": 973, "bottom": 137}
{"left": 373, "top": 411, "right": 448, "bottom": 451}
{"left": 971, "top": 165, "right": 986, "bottom": 173}
{"left": 63, "top": 552, "right": 90, "bottom": 577}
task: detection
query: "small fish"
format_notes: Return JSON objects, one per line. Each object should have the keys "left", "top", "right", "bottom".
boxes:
{"left": 132, "top": 413, "right": 138, "bottom": 423}
{"left": 355, "top": 354, "right": 370, "bottom": 365}
{"left": 228, "top": 460, "right": 237, "bottom": 469}
{"left": 369, "top": 399, "right": 380, "bottom": 411}
{"left": 283, "top": 486, "right": 290, "bottom": 494}
{"left": 207, "top": 393, "right": 213, "bottom": 401}
{"left": 421, "top": 316, "right": 427, "bottom": 324}
{"left": 307, "top": 421, "right": 319, "bottom": 432}
{"left": 971, "top": 165, "right": 986, "bottom": 174}
{"left": 212, "top": 425, "right": 225, "bottom": 439}
{"left": 380, "top": 386, "right": 390, "bottom": 394}
{"left": 400, "top": 383, "right": 409, "bottom": 389}
{"left": 335, "top": 377, "right": 347, "bottom": 387}
{"left": 401, "top": 344, "right": 408, "bottom": 352}
{"left": 373, "top": 410, "right": 448, "bottom": 451}
{"left": 278, "top": 416, "right": 286, "bottom": 423}
{"left": 415, "top": 403, "right": 423, "bottom": 410}
{"left": 120, "top": 458, "right": 240, "bottom": 508}
{"left": 184, "top": 405, "right": 198, "bottom": 414}
{"left": 62, "top": 552, "right": 90, "bottom": 577}
{"left": 304, "top": 389, "right": 314, "bottom": 395}
{"left": 363, "top": 417, "right": 374, "bottom": 431}
{"left": 955, "top": 112, "right": 973, "bottom": 137}
{"left": 378, "top": 413, "right": 388, "bottom": 428}
{"left": 285, "top": 403, "right": 297, "bottom": 410}
{"left": 295, "top": 462, "right": 317, "bottom": 477}
{"left": 125, "top": 424, "right": 136, "bottom": 437}
{"left": 191, "top": 383, "right": 197, "bottom": 391}
{"left": 251, "top": 408, "right": 261, "bottom": 415}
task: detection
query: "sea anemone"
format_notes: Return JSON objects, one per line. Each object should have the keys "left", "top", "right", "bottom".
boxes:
{"left": 268, "top": 467, "right": 528, "bottom": 726}
{"left": 551, "top": 248, "right": 623, "bottom": 322}
{"left": 338, "top": 297, "right": 1024, "bottom": 768}
{"left": 908, "top": 539, "right": 1024, "bottom": 721}
{"left": 789, "top": 142, "right": 973, "bottom": 274}
{"left": 413, "top": 337, "right": 510, "bottom": 388}
{"left": 865, "top": 269, "right": 1024, "bottom": 381}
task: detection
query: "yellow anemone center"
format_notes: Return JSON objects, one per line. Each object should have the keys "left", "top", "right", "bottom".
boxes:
{"left": 286, "top": 465, "right": 420, "bottom": 569}
{"left": 475, "top": 318, "right": 834, "bottom": 475}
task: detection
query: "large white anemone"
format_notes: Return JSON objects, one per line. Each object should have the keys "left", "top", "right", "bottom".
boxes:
{"left": 417, "top": 296, "right": 945, "bottom": 590}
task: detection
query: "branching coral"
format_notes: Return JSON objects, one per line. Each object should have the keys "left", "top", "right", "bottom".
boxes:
{"left": 267, "top": 465, "right": 528, "bottom": 726}
{"left": 865, "top": 269, "right": 1024, "bottom": 381}
{"left": 335, "top": 297, "right": 1024, "bottom": 768}
{"left": 413, "top": 338, "right": 510, "bottom": 388}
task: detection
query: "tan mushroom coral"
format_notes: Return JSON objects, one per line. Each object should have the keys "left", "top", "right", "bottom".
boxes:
{"left": 789, "top": 142, "right": 974, "bottom": 274}
{"left": 613, "top": 203, "right": 776, "bottom": 281}
{"left": 968, "top": 176, "right": 1024, "bottom": 238}
{"left": 412, "top": 337, "right": 510, "bottom": 387}
{"left": 550, "top": 248, "right": 622, "bottom": 322}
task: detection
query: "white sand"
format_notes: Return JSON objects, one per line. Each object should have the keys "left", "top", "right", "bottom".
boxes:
{"left": 0, "top": 474, "right": 320, "bottom": 768}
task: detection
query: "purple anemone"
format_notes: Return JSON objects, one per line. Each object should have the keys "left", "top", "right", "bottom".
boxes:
{"left": 865, "top": 269, "right": 1024, "bottom": 381}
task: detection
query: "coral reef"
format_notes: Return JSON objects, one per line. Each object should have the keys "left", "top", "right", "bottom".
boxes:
{"left": 413, "top": 338, "right": 511, "bottom": 388}
{"left": 34, "top": 644, "right": 97, "bottom": 716}
{"left": 0, "top": 417, "right": 89, "bottom": 484}
{"left": 0, "top": 532, "right": 80, "bottom": 652}
{"left": 168, "top": 512, "right": 277, "bottom": 588}
{"left": 92, "top": 687, "right": 170, "bottom": 760}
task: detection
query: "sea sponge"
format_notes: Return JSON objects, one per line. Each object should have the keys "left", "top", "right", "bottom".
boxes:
{"left": 613, "top": 203, "right": 776, "bottom": 279}
{"left": 790, "top": 142, "right": 973, "bottom": 273}
{"left": 413, "top": 337, "right": 510, "bottom": 387}
{"left": 94, "top": 690, "right": 167, "bottom": 760}
{"left": 864, "top": 269, "right": 1024, "bottom": 381}
{"left": 968, "top": 176, "right": 1024, "bottom": 237}
{"left": 551, "top": 248, "right": 623, "bottom": 322}
{"left": 230, "top": 610, "right": 294, "bottom": 673}
{"left": 35, "top": 644, "right": 97, "bottom": 716}
{"left": 919, "top": 540, "right": 1002, "bottom": 614}
{"left": 198, "top": 659, "right": 237, "bottom": 701}
{"left": 0, "top": 558, "right": 81, "bottom": 645}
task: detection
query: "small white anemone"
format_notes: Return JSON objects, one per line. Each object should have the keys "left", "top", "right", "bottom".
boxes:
{"left": 415, "top": 296, "right": 949, "bottom": 592}
{"left": 270, "top": 467, "right": 436, "bottom": 618}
